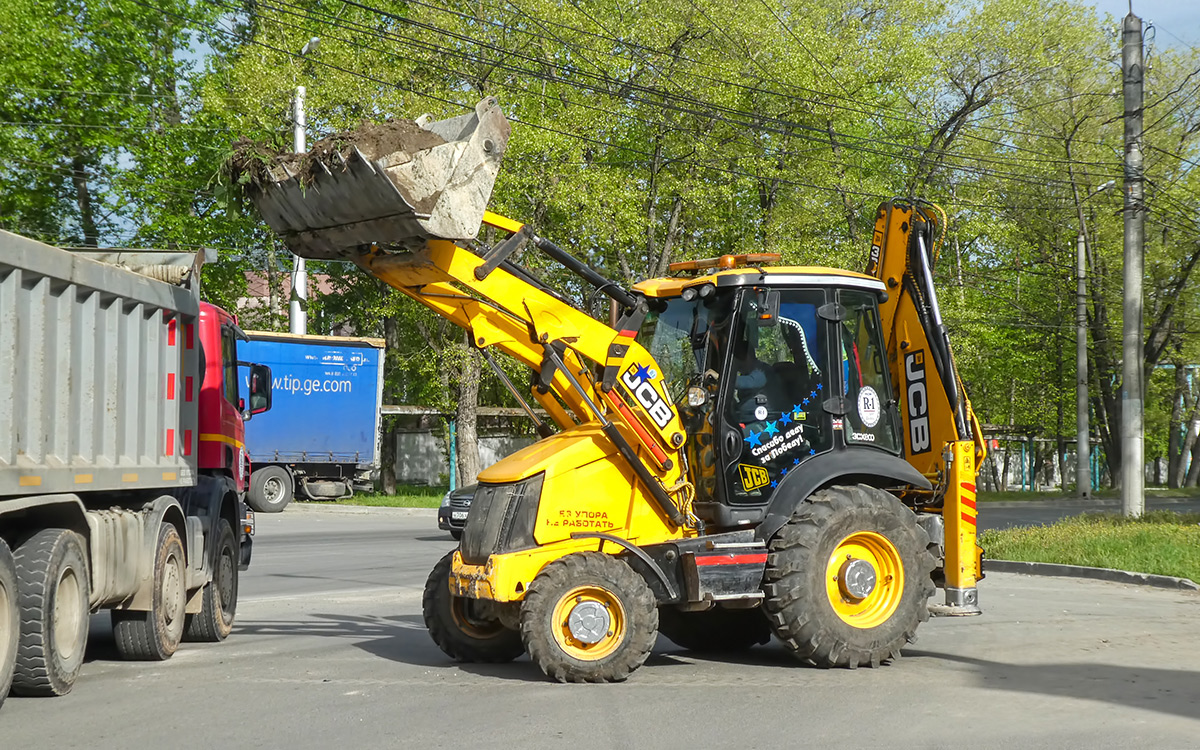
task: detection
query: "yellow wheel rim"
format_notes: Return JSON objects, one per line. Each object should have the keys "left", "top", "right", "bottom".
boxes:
{"left": 825, "top": 531, "right": 904, "bottom": 629}
{"left": 551, "top": 585, "right": 626, "bottom": 661}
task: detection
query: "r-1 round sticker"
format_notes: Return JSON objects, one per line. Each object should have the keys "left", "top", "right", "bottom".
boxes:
{"left": 754, "top": 405, "right": 768, "bottom": 421}
{"left": 857, "top": 386, "right": 881, "bottom": 428}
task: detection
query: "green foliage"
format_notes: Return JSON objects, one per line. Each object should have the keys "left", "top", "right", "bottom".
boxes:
{"left": 3, "top": 0, "right": 1199, "bottom": 489}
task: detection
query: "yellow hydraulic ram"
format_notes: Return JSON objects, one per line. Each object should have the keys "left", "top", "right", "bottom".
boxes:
{"left": 867, "top": 200, "right": 986, "bottom": 615}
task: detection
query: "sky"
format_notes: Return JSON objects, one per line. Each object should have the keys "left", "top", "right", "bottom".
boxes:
{"left": 1091, "top": 0, "right": 1200, "bottom": 49}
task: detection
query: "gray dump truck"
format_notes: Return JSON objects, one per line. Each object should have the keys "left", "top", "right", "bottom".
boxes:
{"left": 0, "top": 232, "right": 271, "bottom": 708}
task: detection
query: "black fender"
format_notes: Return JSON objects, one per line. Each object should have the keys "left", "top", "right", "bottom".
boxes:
{"left": 754, "top": 448, "right": 932, "bottom": 543}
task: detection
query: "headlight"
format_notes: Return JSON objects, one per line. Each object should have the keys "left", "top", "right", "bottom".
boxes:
{"left": 440, "top": 491, "right": 452, "bottom": 508}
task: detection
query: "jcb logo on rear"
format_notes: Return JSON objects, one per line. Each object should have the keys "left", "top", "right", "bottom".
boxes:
{"left": 905, "top": 351, "right": 931, "bottom": 455}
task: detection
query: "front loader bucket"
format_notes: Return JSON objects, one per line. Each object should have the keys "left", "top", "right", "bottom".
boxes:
{"left": 247, "top": 97, "right": 510, "bottom": 259}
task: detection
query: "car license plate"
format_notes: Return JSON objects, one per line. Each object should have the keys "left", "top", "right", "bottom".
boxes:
{"left": 451, "top": 511, "right": 468, "bottom": 521}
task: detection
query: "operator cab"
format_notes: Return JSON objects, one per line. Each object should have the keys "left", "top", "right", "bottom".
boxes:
{"left": 633, "top": 255, "right": 900, "bottom": 530}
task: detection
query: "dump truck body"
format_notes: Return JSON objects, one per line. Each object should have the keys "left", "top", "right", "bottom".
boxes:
{"left": 0, "top": 232, "right": 272, "bottom": 705}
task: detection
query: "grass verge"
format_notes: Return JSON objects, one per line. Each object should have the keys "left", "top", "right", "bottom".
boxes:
{"left": 981, "top": 511, "right": 1200, "bottom": 582}
{"left": 978, "top": 486, "right": 1200, "bottom": 503}
{"left": 333, "top": 484, "right": 448, "bottom": 508}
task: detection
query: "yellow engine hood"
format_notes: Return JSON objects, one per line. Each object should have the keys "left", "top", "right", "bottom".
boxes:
{"left": 477, "top": 422, "right": 617, "bottom": 484}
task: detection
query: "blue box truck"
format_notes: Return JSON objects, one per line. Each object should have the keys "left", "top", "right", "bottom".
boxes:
{"left": 241, "top": 332, "right": 385, "bottom": 511}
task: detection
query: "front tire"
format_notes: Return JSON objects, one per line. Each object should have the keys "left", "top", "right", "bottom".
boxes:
{"left": 113, "top": 523, "right": 187, "bottom": 661}
{"left": 422, "top": 551, "right": 523, "bottom": 663}
{"left": 0, "top": 539, "right": 19, "bottom": 708}
{"left": 11, "top": 529, "right": 91, "bottom": 696}
{"left": 658, "top": 606, "right": 772, "bottom": 652}
{"left": 248, "top": 465, "right": 293, "bottom": 513}
{"left": 183, "top": 519, "right": 238, "bottom": 642}
{"left": 520, "top": 552, "right": 658, "bottom": 683}
{"left": 763, "top": 484, "right": 935, "bottom": 669}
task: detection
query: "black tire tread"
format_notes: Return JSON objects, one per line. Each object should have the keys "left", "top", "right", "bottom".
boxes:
{"left": 422, "top": 551, "right": 524, "bottom": 663}
{"left": 520, "top": 552, "right": 658, "bottom": 683}
{"left": 247, "top": 465, "right": 293, "bottom": 513}
{"left": 112, "top": 524, "right": 186, "bottom": 661}
{"left": 763, "top": 484, "right": 935, "bottom": 670}
{"left": 183, "top": 519, "right": 238, "bottom": 643}
{"left": 11, "top": 529, "right": 90, "bottom": 697}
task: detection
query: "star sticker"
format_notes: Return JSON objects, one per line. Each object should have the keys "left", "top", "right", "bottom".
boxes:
{"left": 802, "top": 398, "right": 809, "bottom": 407}
{"left": 781, "top": 468, "right": 788, "bottom": 476}
{"left": 809, "top": 449, "right": 816, "bottom": 456}
{"left": 764, "top": 421, "right": 779, "bottom": 436}
{"left": 792, "top": 458, "right": 800, "bottom": 465}
{"left": 809, "top": 390, "right": 817, "bottom": 398}
{"left": 633, "top": 364, "right": 652, "bottom": 382}
{"left": 744, "top": 431, "right": 762, "bottom": 447}
{"left": 770, "top": 480, "right": 778, "bottom": 488}
{"left": 779, "top": 412, "right": 792, "bottom": 426}
{"left": 817, "top": 383, "right": 823, "bottom": 390}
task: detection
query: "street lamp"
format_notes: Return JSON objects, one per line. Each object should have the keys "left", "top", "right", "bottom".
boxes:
{"left": 289, "top": 37, "right": 320, "bottom": 335}
{"left": 1076, "top": 180, "right": 1114, "bottom": 498}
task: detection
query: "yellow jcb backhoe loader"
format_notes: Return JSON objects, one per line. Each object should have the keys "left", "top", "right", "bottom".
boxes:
{"left": 242, "top": 97, "right": 986, "bottom": 683}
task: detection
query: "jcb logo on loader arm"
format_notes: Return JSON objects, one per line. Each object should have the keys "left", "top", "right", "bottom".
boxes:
{"left": 622, "top": 365, "right": 673, "bottom": 429}
{"left": 905, "top": 351, "right": 932, "bottom": 455}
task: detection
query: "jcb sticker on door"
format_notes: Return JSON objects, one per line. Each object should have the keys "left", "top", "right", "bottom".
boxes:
{"left": 738, "top": 464, "right": 770, "bottom": 491}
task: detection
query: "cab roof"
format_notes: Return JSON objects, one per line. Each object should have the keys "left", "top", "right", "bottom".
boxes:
{"left": 633, "top": 265, "right": 884, "bottom": 298}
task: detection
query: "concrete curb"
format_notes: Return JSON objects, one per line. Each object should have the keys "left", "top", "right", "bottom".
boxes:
{"left": 285, "top": 502, "right": 438, "bottom": 517}
{"left": 981, "top": 496, "right": 1200, "bottom": 509}
{"left": 987, "top": 559, "right": 1200, "bottom": 591}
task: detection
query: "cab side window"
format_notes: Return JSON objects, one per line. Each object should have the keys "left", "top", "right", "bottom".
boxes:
{"left": 221, "top": 328, "right": 239, "bottom": 406}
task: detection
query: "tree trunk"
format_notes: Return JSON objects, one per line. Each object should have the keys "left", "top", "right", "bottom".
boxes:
{"left": 453, "top": 342, "right": 482, "bottom": 487}
{"left": 380, "top": 310, "right": 403, "bottom": 495}
{"left": 1168, "top": 362, "right": 1187, "bottom": 488}
{"left": 1187, "top": 435, "right": 1200, "bottom": 487}
{"left": 71, "top": 154, "right": 99, "bottom": 247}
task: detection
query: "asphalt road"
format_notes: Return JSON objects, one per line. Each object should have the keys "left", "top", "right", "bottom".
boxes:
{"left": 5, "top": 507, "right": 1199, "bottom": 748}
{"left": 979, "top": 495, "right": 1200, "bottom": 531}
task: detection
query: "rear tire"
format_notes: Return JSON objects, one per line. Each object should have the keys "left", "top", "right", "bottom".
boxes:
{"left": 520, "top": 552, "right": 658, "bottom": 683}
{"left": 248, "top": 465, "right": 293, "bottom": 513}
{"left": 11, "top": 529, "right": 90, "bottom": 697}
{"left": 763, "top": 484, "right": 935, "bottom": 669}
{"left": 112, "top": 523, "right": 187, "bottom": 661}
{"left": 0, "top": 539, "right": 19, "bottom": 709}
{"left": 422, "top": 551, "right": 523, "bottom": 663}
{"left": 183, "top": 519, "right": 238, "bottom": 642}
{"left": 658, "top": 606, "right": 772, "bottom": 652}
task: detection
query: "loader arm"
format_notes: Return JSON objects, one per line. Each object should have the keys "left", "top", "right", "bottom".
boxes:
{"left": 867, "top": 199, "right": 986, "bottom": 615}
{"left": 240, "top": 97, "right": 694, "bottom": 529}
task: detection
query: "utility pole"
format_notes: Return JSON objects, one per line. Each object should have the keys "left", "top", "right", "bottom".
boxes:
{"left": 1077, "top": 232, "right": 1090, "bottom": 499}
{"left": 289, "top": 84, "right": 308, "bottom": 335}
{"left": 1121, "top": 12, "right": 1145, "bottom": 517}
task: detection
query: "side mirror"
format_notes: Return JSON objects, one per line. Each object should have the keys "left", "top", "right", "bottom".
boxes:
{"left": 249, "top": 363, "right": 272, "bottom": 416}
{"left": 751, "top": 289, "right": 780, "bottom": 327}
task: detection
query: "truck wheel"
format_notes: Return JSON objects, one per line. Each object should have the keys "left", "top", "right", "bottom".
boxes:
{"left": 520, "top": 552, "right": 658, "bottom": 683}
{"left": 112, "top": 523, "right": 187, "bottom": 661}
{"left": 0, "top": 539, "right": 18, "bottom": 709}
{"left": 183, "top": 519, "right": 238, "bottom": 642}
{"left": 11, "top": 529, "right": 91, "bottom": 696}
{"left": 658, "top": 606, "right": 772, "bottom": 652}
{"left": 248, "top": 465, "right": 293, "bottom": 513}
{"left": 763, "top": 484, "right": 935, "bottom": 669}
{"left": 422, "top": 551, "right": 523, "bottom": 663}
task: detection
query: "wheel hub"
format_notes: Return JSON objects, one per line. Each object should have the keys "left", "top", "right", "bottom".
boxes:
{"left": 838, "top": 558, "right": 877, "bottom": 601}
{"left": 566, "top": 600, "right": 611, "bottom": 645}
